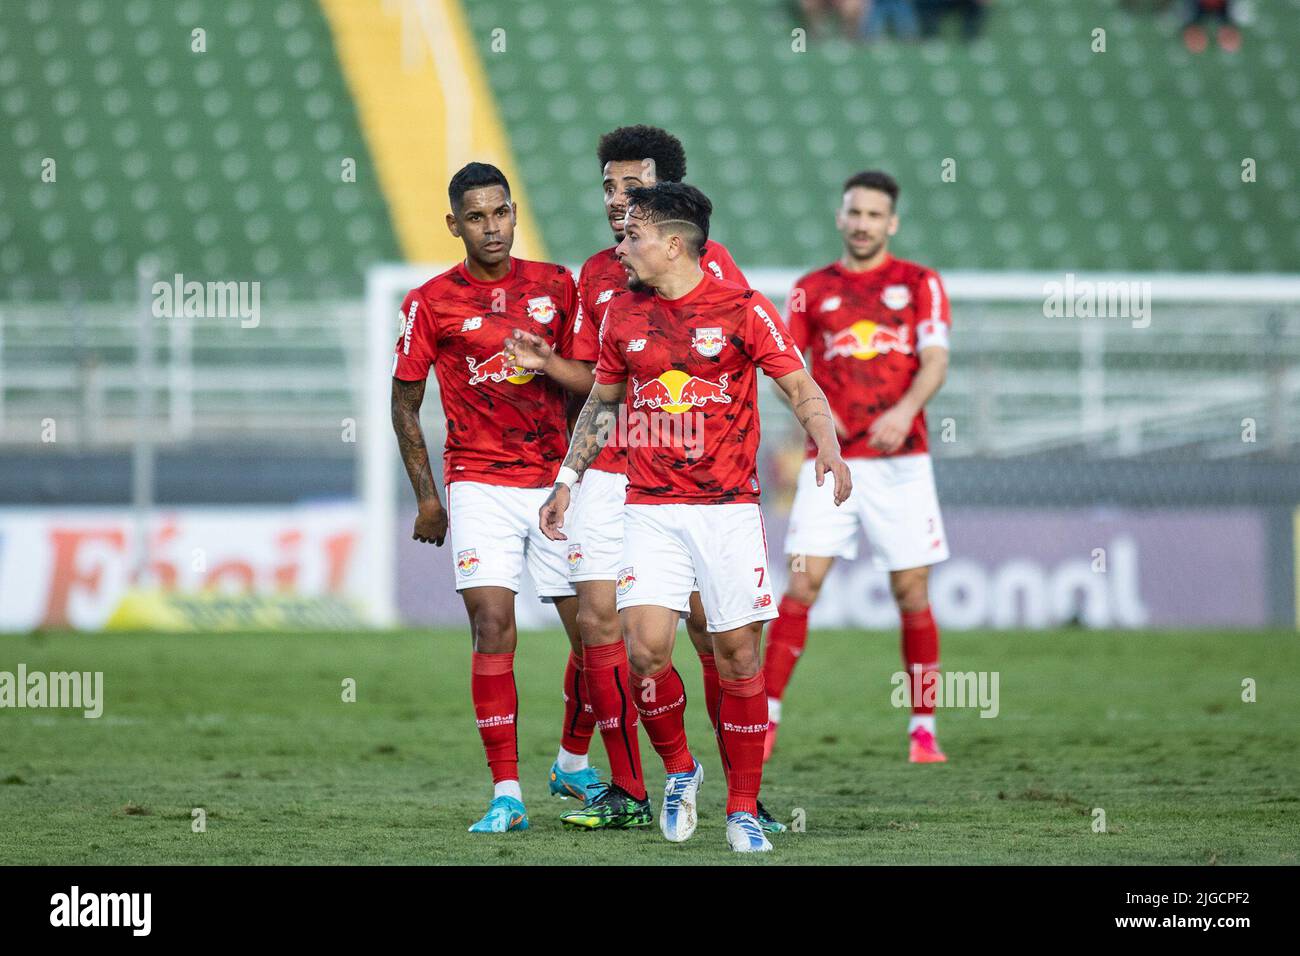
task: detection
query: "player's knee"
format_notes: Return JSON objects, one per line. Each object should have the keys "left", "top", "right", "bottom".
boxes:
{"left": 891, "top": 569, "right": 930, "bottom": 614}
{"left": 713, "top": 623, "right": 763, "bottom": 679}
{"left": 576, "top": 603, "right": 620, "bottom": 646}
{"left": 470, "top": 608, "right": 515, "bottom": 652}
{"left": 626, "top": 637, "right": 671, "bottom": 676}
{"left": 785, "top": 573, "right": 823, "bottom": 606}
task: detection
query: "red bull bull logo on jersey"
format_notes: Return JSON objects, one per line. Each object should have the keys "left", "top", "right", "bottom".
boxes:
{"left": 466, "top": 352, "right": 535, "bottom": 386}
{"left": 822, "top": 321, "right": 912, "bottom": 361}
{"left": 631, "top": 370, "right": 731, "bottom": 414}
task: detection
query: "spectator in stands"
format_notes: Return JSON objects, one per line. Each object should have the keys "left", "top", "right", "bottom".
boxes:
{"left": 861, "top": 0, "right": 920, "bottom": 41}
{"left": 800, "top": 0, "right": 866, "bottom": 40}
{"left": 916, "top": 0, "right": 989, "bottom": 42}
{"left": 1182, "top": 0, "right": 1240, "bottom": 53}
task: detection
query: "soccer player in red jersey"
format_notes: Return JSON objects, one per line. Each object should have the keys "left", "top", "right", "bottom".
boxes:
{"left": 763, "top": 170, "right": 953, "bottom": 764}
{"left": 507, "top": 126, "right": 783, "bottom": 832}
{"left": 539, "top": 183, "right": 850, "bottom": 852}
{"left": 390, "top": 163, "right": 604, "bottom": 833}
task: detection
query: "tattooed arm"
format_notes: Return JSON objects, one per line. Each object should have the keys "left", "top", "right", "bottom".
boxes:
{"left": 391, "top": 377, "right": 448, "bottom": 546}
{"left": 773, "top": 368, "right": 853, "bottom": 506}
{"left": 538, "top": 381, "right": 626, "bottom": 541}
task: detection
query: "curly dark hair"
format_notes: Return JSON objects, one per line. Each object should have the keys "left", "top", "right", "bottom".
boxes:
{"left": 624, "top": 181, "right": 711, "bottom": 256}
{"left": 597, "top": 125, "right": 687, "bottom": 182}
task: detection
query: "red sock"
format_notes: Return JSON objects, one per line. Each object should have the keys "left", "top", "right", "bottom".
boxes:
{"left": 697, "top": 650, "right": 721, "bottom": 731}
{"left": 901, "top": 606, "right": 940, "bottom": 716}
{"left": 630, "top": 664, "right": 694, "bottom": 775}
{"left": 560, "top": 652, "right": 596, "bottom": 755}
{"left": 718, "top": 673, "right": 767, "bottom": 816}
{"left": 763, "top": 596, "right": 810, "bottom": 703}
{"left": 471, "top": 652, "right": 518, "bottom": 783}
{"left": 583, "top": 642, "right": 647, "bottom": 800}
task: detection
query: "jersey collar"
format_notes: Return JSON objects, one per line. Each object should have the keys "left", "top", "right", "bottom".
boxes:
{"left": 458, "top": 256, "right": 517, "bottom": 287}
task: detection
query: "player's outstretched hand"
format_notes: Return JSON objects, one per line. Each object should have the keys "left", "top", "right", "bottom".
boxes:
{"left": 504, "top": 329, "right": 552, "bottom": 371}
{"left": 867, "top": 404, "right": 912, "bottom": 454}
{"left": 539, "top": 484, "right": 571, "bottom": 541}
{"left": 413, "top": 500, "right": 447, "bottom": 546}
{"left": 815, "top": 451, "right": 853, "bottom": 507}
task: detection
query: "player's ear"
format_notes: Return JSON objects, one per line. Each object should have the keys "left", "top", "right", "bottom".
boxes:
{"left": 446, "top": 212, "right": 461, "bottom": 237}
{"left": 887, "top": 212, "right": 900, "bottom": 237}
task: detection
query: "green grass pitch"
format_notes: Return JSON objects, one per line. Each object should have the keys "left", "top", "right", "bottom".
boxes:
{"left": 1, "top": 628, "right": 1296, "bottom": 865}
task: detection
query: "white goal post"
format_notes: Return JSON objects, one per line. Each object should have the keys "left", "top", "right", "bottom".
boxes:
{"left": 360, "top": 265, "right": 1300, "bottom": 627}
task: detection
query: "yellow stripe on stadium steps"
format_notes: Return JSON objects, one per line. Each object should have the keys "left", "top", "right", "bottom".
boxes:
{"left": 318, "top": 0, "right": 546, "bottom": 263}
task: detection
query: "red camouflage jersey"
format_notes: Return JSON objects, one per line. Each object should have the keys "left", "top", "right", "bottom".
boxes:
{"left": 787, "top": 255, "right": 950, "bottom": 459}
{"left": 595, "top": 273, "right": 804, "bottom": 505}
{"left": 573, "top": 240, "right": 748, "bottom": 475}
{"left": 393, "top": 257, "right": 581, "bottom": 488}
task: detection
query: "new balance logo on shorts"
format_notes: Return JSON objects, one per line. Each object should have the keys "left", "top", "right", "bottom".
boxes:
{"left": 753, "top": 594, "right": 772, "bottom": 609}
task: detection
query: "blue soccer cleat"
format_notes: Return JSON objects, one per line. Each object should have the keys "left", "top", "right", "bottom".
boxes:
{"left": 726, "top": 811, "right": 773, "bottom": 853}
{"left": 660, "top": 760, "right": 704, "bottom": 843}
{"left": 467, "top": 795, "right": 529, "bottom": 833}
{"left": 548, "top": 761, "right": 601, "bottom": 802}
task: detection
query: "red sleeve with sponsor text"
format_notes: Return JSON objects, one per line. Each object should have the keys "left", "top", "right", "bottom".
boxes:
{"left": 553, "top": 267, "right": 581, "bottom": 359}
{"left": 393, "top": 290, "right": 436, "bottom": 381}
{"left": 594, "top": 304, "right": 628, "bottom": 385}
{"left": 911, "top": 269, "right": 951, "bottom": 351}
{"left": 744, "top": 293, "right": 805, "bottom": 378}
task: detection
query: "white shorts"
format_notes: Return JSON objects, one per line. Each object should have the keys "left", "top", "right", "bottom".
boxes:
{"left": 784, "top": 454, "right": 950, "bottom": 571}
{"left": 566, "top": 467, "right": 627, "bottom": 583}
{"left": 618, "top": 502, "right": 777, "bottom": 632}
{"left": 447, "top": 481, "right": 575, "bottom": 600}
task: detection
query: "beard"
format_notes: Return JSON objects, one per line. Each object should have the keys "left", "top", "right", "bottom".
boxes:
{"left": 626, "top": 274, "right": 648, "bottom": 293}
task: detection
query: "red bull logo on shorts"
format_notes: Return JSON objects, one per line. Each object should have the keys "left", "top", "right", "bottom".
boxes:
{"left": 616, "top": 566, "right": 636, "bottom": 595}
{"left": 456, "top": 549, "right": 480, "bottom": 576}
{"left": 567, "top": 543, "right": 583, "bottom": 571}
{"left": 466, "top": 352, "right": 535, "bottom": 385}
{"left": 631, "top": 369, "right": 731, "bottom": 414}
{"left": 822, "top": 321, "right": 912, "bottom": 361}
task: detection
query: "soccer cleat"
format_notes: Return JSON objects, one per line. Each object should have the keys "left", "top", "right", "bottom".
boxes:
{"left": 659, "top": 760, "right": 704, "bottom": 843}
{"left": 468, "top": 795, "right": 529, "bottom": 833}
{"left": 726, "top": 812, "right": 773, "bottom": 853}
{"left": 548, "top": 761, "right": 601, "bottom": 802}
{"left": 908, "top": 726, "right": 948, "bottom": 764}
{"left": 756, "top": 799, "right": 787, "bottom": 833}
{"left": 763, "top": 721, "right": 779, "bottom": 763}
{"left": 560, "top": 783, "right": 653, "bottom": 830}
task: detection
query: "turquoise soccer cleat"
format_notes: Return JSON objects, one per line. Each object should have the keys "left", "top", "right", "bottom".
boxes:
{"left": 467, "top": 795, "right": 530, "bottom": 833}
{"left": 548, "top": 761, "right": 602, "bottom": 801}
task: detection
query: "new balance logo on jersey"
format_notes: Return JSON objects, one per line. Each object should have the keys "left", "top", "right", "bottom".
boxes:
{"left": 595, "top": 289, "right": 615, "bottom": 305}
{"left": 707, "top": 261, "right": 724, "bottom": 280}
{"left": 627, "top": 339, "right": 647, "bottom": 352}
{"left": 461, "top": 316, "right": 483, "bottom": 332}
